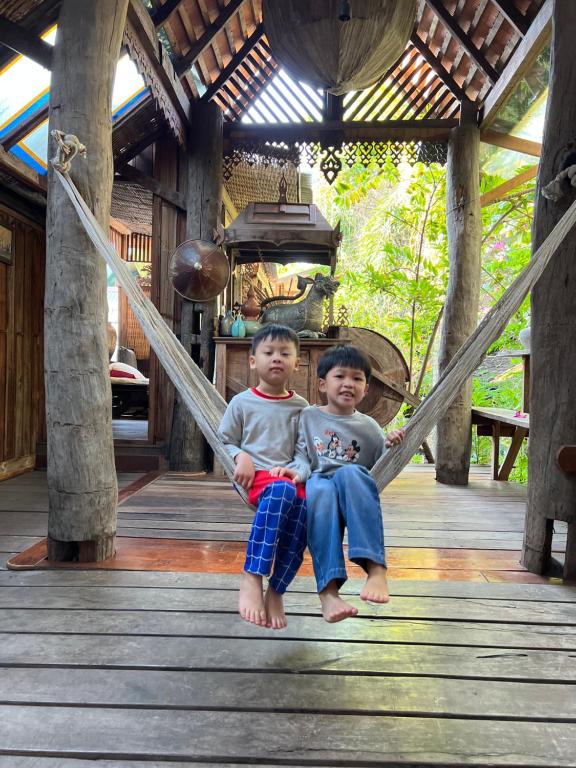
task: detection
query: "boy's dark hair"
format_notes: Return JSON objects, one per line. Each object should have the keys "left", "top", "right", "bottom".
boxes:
{"left": 251, "top": 324, "right": 300, "bottom": 353}
{"left": 317, "top": 344, "right": 371, "bottom": 381}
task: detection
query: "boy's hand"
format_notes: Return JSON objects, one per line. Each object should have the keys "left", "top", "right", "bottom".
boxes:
{"left": 269, "top": 466, "right": 300, "bottom": 483}
{"left": 234, "top": 452, "right": 256, "bottom": 490}
{"left": 385, "top": 428, "right": 405, "bottom": 448}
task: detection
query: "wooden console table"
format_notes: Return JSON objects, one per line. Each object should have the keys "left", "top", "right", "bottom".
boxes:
{"left": 214, "top": 337, "right": 339, "bottom": 405}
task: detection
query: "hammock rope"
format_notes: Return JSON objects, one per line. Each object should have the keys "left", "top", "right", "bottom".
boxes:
{"left": 51, "top": 134, "right": 576, "bottom": 498}
{"left": 50, "top": 136, "right": 247, "bottom": 504}
{"left": 371, "top": 189, "right": 576, "bottom": 490}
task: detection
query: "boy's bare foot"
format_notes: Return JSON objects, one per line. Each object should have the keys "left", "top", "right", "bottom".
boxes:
{"left": 264, "top": 585, "right": 287, "bottom": 629}
{"left": 239, "top": 572, "right": 268, "bottom": 626}
{"left": 360, "top": 563, "right": 390, "bottom": 603}
{"left": 319, "top": 582, "right": 358, "bottom": 623}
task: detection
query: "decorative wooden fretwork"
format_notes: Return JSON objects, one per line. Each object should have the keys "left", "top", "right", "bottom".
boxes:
{"left": 123, "top": 20, "right": 185, "bottom": 146}
{"left": 223, "top": 138, "right": 448, "bottom": 185}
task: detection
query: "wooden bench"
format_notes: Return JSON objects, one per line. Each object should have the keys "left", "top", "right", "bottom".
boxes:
{"left": 472, "top": 406, "right": 529, "bottom": 481}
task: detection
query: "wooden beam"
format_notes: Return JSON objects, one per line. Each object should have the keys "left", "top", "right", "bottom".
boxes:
{"left": 481, "top": 129, "right": 541, "bottom": 157}
{"left": 0, "top": 0, "right": 59, "bottom": 70}
{"left": 115, "top": 163, "right": 186, "bottom": 210}
{"left": 0, "top": 454, "right": 35, "bottom": 482}
{"left": 1, "top": 104, "right": 48, "bottom": 150}
{"left": 0, "top": 14, "right": 52, "bottom": 69}
{"left": 480, "top": 165, "right": 538, "bottom": 207}
{"left": 0, "top": 143, "right": 46, "bottom": 191}
{"left": 410, "top": 33, "right": 470, "bottom": 104}
{"left": 150, "top": 0, "right": 185, "bottom": 28}
{"left": 114, "top": 125, "right": 169, "bottom": 168}
{"left": 174, "top": 0, "right": 247, "bottom": 78}
{"left": 424, "top": 0, "right": 500, "bottom": 84}
{"left": 481, "top": 0, "right": 552, "bottom": 128}
{"left": 202, "top": 24, "right": 264, "bottom": 102}
{"left": 224, "top": 118, "right": 458, "bottom": 145}
{"left": 125, "top": 0, "right": 190, "bottom": 142}
{"left": 490, "top": 0, "right": 529, "bottom": 36}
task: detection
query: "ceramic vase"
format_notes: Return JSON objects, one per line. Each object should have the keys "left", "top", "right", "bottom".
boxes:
{"left": 243, "top": 320, "right": 261, "bottom": 337}
{"left": 220, "top": 309, "right": 235, "bottom": 336}
{"left": 231, "top": 315, "right": 246, "bottom": 338}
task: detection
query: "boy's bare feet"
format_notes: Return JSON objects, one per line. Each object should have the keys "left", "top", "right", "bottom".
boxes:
{"left": 360, "top": 562, "right": 390, "bottom": 603}
{"left": 319, "top": 582, "right": 358, "bottom": 623}
{"left": 239, "top": 572, "right": 268, "bottom": 626}
{"left": 264, "top": 585, "right": 287, "bottom": 629}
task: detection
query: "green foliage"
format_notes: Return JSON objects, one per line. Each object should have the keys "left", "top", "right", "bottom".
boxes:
{"left": 314, "top": 159, "right": 536, "bottom": 482}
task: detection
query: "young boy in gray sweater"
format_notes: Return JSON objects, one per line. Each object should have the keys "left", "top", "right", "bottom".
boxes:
{"left": 297, "top": 345, "right": 404, "bottom": 623}
{"left": 219, "top": 325, "right": 309, "bottom": 630}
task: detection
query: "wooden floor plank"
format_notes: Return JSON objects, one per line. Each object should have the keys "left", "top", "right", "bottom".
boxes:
{"left": 0, "top": 761, "right": 303, "bottom": 768}
{"left": 1, "top": 609, "right": 576, "bottom": 649}
{"left": 3, "top": 467, "right": 575, "bottom": 768}
{"left": 1, "top": 570, "right": 574, "bottom": 601}
{"left": 1, "top": 668, "right": 576, "bottom": 720}
{"left": 0, "top": 536, "right": 42, "bottom": 552}
{"left": 2, "top": 707, "right": 576, "bottom": 765}
{"left": 1, "top": 633, "right": 575, "bottom": 682}
{"left": 2, "top": 586, "right": 575, "bottom": 623}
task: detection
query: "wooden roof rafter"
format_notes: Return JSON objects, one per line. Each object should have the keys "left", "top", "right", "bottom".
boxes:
{"left": 0, "top": 12, "right": 52, "bottom": 68}
{"left": 237, "top": 57, "right": 296, "bottom": 122}
{"left": 0, "top": 102, "right": 48, "bottom": 150}
{"left": 481, "top": 0, "right": 551, "bottom": 127}
{"left": 424, "top": 0, "right": 500, "bottom": 84}
{"left": 201, "top": 23, "right": 264, "bottom": 103}
{"left": 0, "top": 0, "right": 59, "bottom": 70}
{"left": 173, "top": 0, "right": 247, "bottom": 77}
{"left": 491, "top": 0, "right": 530, "bottom": 36}
{"left": 410, "top": 30, "right": 470, "bottom": 104}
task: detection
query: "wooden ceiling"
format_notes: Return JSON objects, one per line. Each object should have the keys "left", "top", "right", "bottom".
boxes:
{"left": 0, "top": 0, "right": 549, "bottom": 177}
{"left": 151, "top": 0, "right": 546, "bottom": 121}
{"left": 0, "top": 0, "right": 547, "bottom": 124}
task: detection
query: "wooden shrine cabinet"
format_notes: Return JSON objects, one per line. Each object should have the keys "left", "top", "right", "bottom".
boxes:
{"left": 215, "top": 338, "right": 339, "bottom": 404}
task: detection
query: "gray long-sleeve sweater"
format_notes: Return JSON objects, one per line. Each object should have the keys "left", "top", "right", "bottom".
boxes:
{"left": 297, "top": 405, "right": 387, "bottom": 475}
{"left": 218, "top": 388, "right": 310, "bottom": 479}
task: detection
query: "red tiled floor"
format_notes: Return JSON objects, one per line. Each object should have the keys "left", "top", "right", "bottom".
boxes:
{"left": 7, "top": 537, "right": 559, "bottom": 583}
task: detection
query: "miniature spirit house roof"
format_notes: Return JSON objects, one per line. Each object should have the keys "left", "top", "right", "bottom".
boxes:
{"left": 223, "top": 200, "right": 340, "bottom": 270}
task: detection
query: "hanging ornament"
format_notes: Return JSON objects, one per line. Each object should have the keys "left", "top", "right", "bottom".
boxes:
{"left": 262, "top": 0, "right": 417, "bottom": 95}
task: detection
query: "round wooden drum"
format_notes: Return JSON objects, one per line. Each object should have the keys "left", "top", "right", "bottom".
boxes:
{"left": 326, "top": 326, "right": 410, "bottom": 426}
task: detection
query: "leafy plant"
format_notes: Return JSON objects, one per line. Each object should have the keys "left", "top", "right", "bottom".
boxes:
{"left": 314, "top": 160, "right": 535, "bottom": 482}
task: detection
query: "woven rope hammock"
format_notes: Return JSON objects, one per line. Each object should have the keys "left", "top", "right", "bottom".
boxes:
{"left": 51, "top": 134, "right": 576, "bottom": 501}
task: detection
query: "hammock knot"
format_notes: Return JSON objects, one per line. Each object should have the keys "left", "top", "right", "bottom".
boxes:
{"left": 50, "top": 130, "right": 87, "bottom": 174}
{"left": 542, "top": 163, "right": 576, "bottom": 202}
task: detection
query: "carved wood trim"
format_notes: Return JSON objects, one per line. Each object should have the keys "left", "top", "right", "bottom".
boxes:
{"left": 123, "top": 18, "right": 186, "bottom": 145}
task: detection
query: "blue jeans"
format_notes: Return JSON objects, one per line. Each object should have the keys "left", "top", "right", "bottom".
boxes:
{"left": 306, "top": 465, "right": 386, "bottom": 593}
{"left": 244, "top": 480, "right": 307, "bottom": 594}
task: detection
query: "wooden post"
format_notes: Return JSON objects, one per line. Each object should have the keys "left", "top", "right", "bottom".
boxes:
{"left": 44, "top": 0, "right": 128, "bottom": 561}
{"left": 435, "top": 102, "right": 482, "bottom": 485}
{"left": 169, "top": 101, "right": 223, "bottom": 471}
{"left": 523, "top": 0, "right": 576, "bottom": 578}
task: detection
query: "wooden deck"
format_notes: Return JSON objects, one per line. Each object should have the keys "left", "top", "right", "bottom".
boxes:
{"left": 1, "top": 466, "right": 575, "bottom": 765}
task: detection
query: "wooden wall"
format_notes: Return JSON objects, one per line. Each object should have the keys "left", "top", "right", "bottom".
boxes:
{"left": 0, "top": 204, "right": 45, "bottom": 481}
{"left": 149, "top": 136, "right": 187, "bottom": 445}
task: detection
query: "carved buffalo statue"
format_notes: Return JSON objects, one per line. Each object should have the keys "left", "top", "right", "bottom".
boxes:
{"left": 260, "top": 273, "right": 340, "bottom": 336}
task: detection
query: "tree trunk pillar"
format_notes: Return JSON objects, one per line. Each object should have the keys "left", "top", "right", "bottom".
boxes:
{"left": 435, "top": 104, "right": 482, "bottom": 485}
{"left": 169, "top": 101, "right": 223, "bottom": 471}
{"left": 45, "top": 0, "right": 128, "bottom": 561}
{"left": 523, "top": 0, "right": 576, "bottom": 578}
